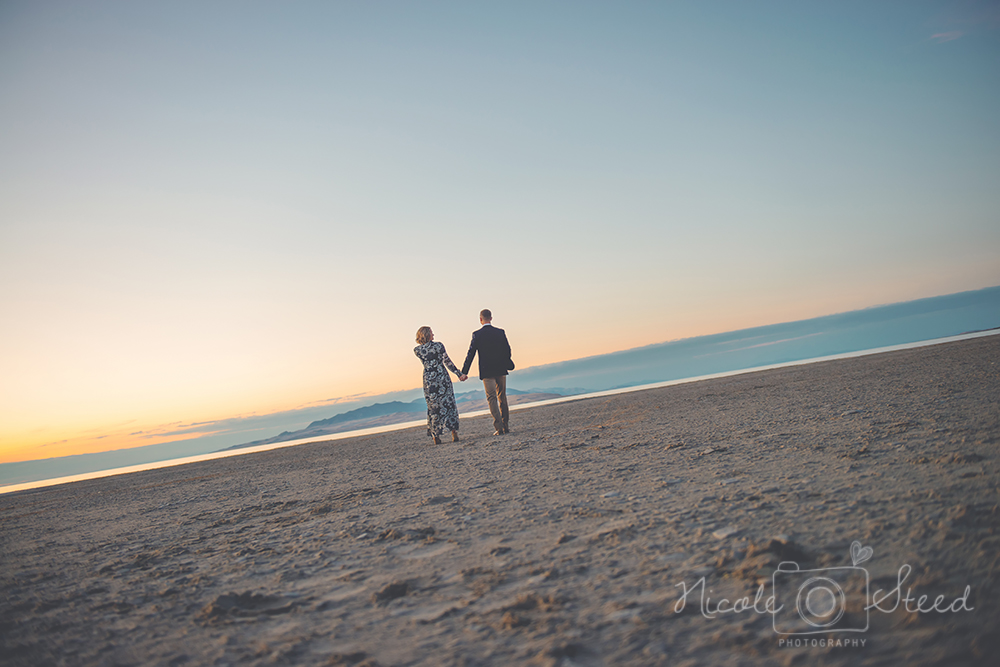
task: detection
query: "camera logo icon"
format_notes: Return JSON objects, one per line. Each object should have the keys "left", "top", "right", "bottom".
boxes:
{"left": 772, "top": 541, "right": 871, "bottom": 635}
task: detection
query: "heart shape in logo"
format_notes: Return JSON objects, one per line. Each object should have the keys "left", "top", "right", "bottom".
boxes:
{"left": 851, "top": 541, "right": 873, "bottom": 566}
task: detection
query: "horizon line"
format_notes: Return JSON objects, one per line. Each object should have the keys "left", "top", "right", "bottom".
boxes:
{"left": 3, "top": 328, "right": 997, "bottom": 496}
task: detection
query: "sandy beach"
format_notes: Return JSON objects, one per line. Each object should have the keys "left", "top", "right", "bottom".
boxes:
{"left": 2, "top": 335, "right": 998, "bottom": 666}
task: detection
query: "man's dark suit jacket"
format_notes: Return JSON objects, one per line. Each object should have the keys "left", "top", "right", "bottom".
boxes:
{"left": 461, "top": 324, "right": 512, "bottom": 379}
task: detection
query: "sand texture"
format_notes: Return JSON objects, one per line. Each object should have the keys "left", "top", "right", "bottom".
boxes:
{"left": 2, "top": 336, "right": 998, "bottom": 666}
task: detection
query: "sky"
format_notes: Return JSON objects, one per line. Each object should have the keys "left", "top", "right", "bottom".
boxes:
{"left": 1, "top": 0, "right": 998, "bottom": 465}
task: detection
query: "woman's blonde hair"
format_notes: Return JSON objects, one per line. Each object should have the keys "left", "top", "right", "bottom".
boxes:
{"left": 415, "top": 326, "right": 433, "bottom": 344}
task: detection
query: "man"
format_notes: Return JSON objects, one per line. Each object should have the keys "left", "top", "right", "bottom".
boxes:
{"left": 461, "top": 309, "right": 514, "bottom": 435}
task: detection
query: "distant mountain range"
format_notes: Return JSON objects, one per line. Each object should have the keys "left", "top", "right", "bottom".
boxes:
{"left": 223, "top": 388, "right": 564, "bottom": 450}
{"left": 509, "top": 285, "right": 1000, "bottom": 393}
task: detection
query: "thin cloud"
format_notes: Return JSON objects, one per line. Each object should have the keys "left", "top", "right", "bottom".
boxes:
{"left": 320, "top": 393, "right": 370, "bottom": 405}
{"left": 931, "top": 30, "right": 964, "bottom": 42}
{"left": 150, "top": 424, "right": 223, "bottom": 438}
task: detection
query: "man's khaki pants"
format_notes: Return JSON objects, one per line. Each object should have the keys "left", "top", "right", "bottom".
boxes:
{"left": 482, "top": 376, "right": 509, "bottom": 433}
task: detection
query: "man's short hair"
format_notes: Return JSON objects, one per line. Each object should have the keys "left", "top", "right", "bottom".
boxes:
{"left": 480, "top": 309, "right": 492, "bottom": 321}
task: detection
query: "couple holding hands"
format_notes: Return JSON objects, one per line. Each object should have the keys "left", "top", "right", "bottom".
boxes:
{"left": 414, "top": 309, "right": 514, "bottom": 444}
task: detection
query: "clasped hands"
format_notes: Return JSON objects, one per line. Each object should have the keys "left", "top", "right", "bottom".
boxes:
{"left": 458, "top": 373, "right": 468, "bottom": 381}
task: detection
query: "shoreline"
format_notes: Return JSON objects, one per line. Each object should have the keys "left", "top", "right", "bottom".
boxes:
{"left": 3, "top": 328, "right": 998, "bottom": 496}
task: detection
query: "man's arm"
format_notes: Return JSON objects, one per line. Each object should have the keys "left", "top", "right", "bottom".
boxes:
{"left": 461, "top": 333, "right": 478, "bottom": 376}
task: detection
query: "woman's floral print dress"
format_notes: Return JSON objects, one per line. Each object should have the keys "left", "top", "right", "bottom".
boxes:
{"left": 414, "top": 341, "right": 461, "bottom": 437}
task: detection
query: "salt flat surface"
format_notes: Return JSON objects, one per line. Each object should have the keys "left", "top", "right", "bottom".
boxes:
{"left": 2, "top": 335, "right": 998, "bottom": 665}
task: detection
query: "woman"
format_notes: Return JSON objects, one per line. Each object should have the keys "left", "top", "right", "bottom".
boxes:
{"left": 414, "top": 326, "right": 466, "bottom": 444}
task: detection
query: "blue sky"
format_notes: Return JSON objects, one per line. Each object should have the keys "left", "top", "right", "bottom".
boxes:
{"left": 1, "top": 1, "right": 998, "bottom": 462}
